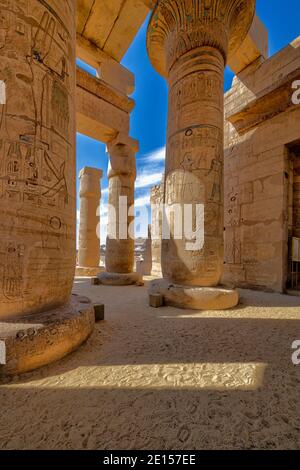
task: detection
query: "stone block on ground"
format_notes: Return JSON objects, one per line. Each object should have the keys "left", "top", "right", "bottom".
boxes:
{"left": 94, "top": 304, "right": 105, "bottom": 322}
{"left": 149, "top": 294, "right": 164, "bottom": 308}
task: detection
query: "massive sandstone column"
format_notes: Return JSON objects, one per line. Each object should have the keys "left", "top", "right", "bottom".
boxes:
{"left": 77, "top": 167, "right": 103, "bottom": 276}
{"left": 98, "top": 135, "right": 142, "bottom": 285}
{"left": 0, "top": 1, "right": 94, "bottom": 376}
{"left": 147, "top": 0, "right": 255, "bottom": 309}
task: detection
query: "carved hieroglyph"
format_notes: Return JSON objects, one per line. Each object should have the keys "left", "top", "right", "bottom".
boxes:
{"left": 0, "top": 1, "right": 76, "bottom": 318}
{"left": 147, "top": 0, "right": 255, "bottom": 287}
{"left": 105, "top": 139, "right": 137, "bottom": 274}
{"left": 293, "top": 157, "right": 300, "bottom": 239}
{"left": 78, "top": 167, "right": 103, "bottom": 269}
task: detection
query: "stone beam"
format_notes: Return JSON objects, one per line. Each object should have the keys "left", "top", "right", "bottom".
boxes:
{"left": 228, "top": 15, "right": 269, "bottom": 75}
{"left": 76, "top": 34, "right": 135, "bottom": 95}
{"left": 225, "top": 37, "right": 300, "bottom": 134}
{"left": 226, "top": 68, "right": 300, "bottom": 134}
{"left": 77, "top": 0, "right": 151, "bottom": 62}
{"left": 76, "top": 67, "right": 134, "bottom": 143}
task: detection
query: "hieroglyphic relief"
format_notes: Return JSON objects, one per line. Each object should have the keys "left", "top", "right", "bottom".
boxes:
{"left": 105, "top": 141, "right": 136, "bottom": 275}
{"left": 147, "top": 0, "right": 255, "bottom": 78}
{"left": 169, "top": 73, "right": 223, "bottom": 112}
{"left": 151, "top": 181, "right": 164, "bottom": 275}
{"left": 0, "top": 0, "right": 76, "bottom": 319}
{"left": 163, "top": 64, "right": 224, "bottom": 286}
{"left": 145, "top": 0, "right": 256, "bottom": 288}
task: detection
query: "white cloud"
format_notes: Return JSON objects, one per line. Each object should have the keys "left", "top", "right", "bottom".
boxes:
{"left": 142, "top": 146, "right": 166, "bottom": 163}
{"left": 135, "top": 146, "right": 165, "bottom": 190}
{"left": 135, "top": 171, "right": 163, "bottom": 189}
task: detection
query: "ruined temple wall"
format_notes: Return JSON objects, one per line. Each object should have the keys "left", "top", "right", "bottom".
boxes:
{"left": 223, "top": 40, "right": 300, "bottom": 292}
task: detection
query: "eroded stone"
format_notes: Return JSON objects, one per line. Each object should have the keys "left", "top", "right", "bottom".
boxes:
{"left": 149, "top": 280, "right": 239, "bottom": 311}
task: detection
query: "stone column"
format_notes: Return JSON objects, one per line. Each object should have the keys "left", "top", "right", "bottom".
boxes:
{"left": 98, "top": 135, "right": 143, "bottom": 285}
{"left": 136, "top": 225, "right": 152, "bottom": 276}
{"left": 151, "top": 181, "right": 164, "bottom": 276}
{"left": 77, "top": 167, "right": 103, "bottom": 276}
{"left": 293, "top": 157, "right": 300, "bottom": 239}
{"left": 0, "top": 1, "right": 94, "bottom": 376}
{"left": 147, "top": 0, "right": 255, "bottom": 309}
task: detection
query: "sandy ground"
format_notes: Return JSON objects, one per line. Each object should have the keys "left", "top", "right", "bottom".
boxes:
{"left": 0, "top": 278, "right": 300, "bottom": 450}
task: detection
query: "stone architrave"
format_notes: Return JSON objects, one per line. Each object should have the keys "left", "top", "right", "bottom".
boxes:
{"left": 147, "top": 0, "right": 255, "bottom": 309}
{"left": 77, "top": 167, "right": 103, "bottom": 277}
{"left": 98, "top": 135, "right": 143, "bottom": 286}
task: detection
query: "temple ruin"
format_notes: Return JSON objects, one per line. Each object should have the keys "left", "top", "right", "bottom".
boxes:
{"left": 0, "top": 0, "right": 299, "bottom": 378}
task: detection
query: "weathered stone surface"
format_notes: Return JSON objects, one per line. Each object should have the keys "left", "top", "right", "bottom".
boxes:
{"left": 149, "top": 293, "right": 164, "bottom": 308}
{"left": 292, "top": 154, "right": 300, "bottom": 239}
{"left": 0, "top": 0, "right": 76, "bottom": 319}
{"left": 76, "top": 266, "right": 104, "bottom": 277}
{"left": 94, "top": 304, "right": 105, "bottom": 322}
{"left": 105, "top": 136, "right": 138, "bottom": 274}
{"left": 146, "top": 0, "right": 254, "bottom": 302}
{"left": 98, "top": 271, "right": 143, "bottom": 286}
{"left": 147, "top": 0, "right": 255, "bottom": 78}
{"left": 228, "top": 15, "right": 268, "bottom": 74}
{"left": 149, "top": 279, "right": 239, "bottom": 311}
{"left": 76, "top": 67, "right": 133, "bottom": 143}
{"left": 150, "top": 182, "right": 164, "bottom": 276}
{"left": 78, "top": 167, "right": 102, "bottom": 272}
{"left": 0, "top": 295, "right": 95, "bottom": 376}
{"left": 223, "top": 37, "right": 300, "bottom": 293}
{"left": 76, "top": 35, "right": 135, "bottom": 95}
{"left": 77, "top": 0, "right": 151, "bottom": 62}
{"left": 91, "top": 277, "right": 100, "bottom": 286}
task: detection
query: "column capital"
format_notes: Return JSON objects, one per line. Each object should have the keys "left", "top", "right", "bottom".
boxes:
{"left": 107, "top": 133, "right": 139, "bottom": 154}
{"left": 79, "top": 167, "right": 103, "bottom": 180}
{"left": 79, "top": 167, "right": 102, "bottom": 199}
{"left": 147, "top": 0, "right": 255, "bottom": 77}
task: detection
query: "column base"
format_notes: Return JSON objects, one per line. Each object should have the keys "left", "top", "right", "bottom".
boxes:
{"left": 98, "top": 272, "right": 144, "bottom": 286}
{"left": 75, "top": 266, "right": 105, "bottom": 277}
{"left": 149, "top": 279, "right": 239, "bottom": 310}
{"left": 0, "top": 295, "right": 95, "bottom": 377}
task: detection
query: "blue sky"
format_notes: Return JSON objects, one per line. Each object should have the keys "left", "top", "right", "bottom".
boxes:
{"left": 76, "top": 0, "right": 300, "bottom": 242}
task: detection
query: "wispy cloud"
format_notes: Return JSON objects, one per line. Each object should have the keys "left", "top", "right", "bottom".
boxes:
{"left": 142, "top": 146, "right": 166, "bottom": 163}
{"left": 136, "top": 171, "right": 163, "bottom": 189}
{"left": 135, "top": 146, "right": 165, "bottom": 190}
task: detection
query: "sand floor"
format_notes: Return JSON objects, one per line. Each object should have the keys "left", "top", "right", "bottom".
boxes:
{"left": 0, "top": 278, "right": 300, "bottom": 450}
